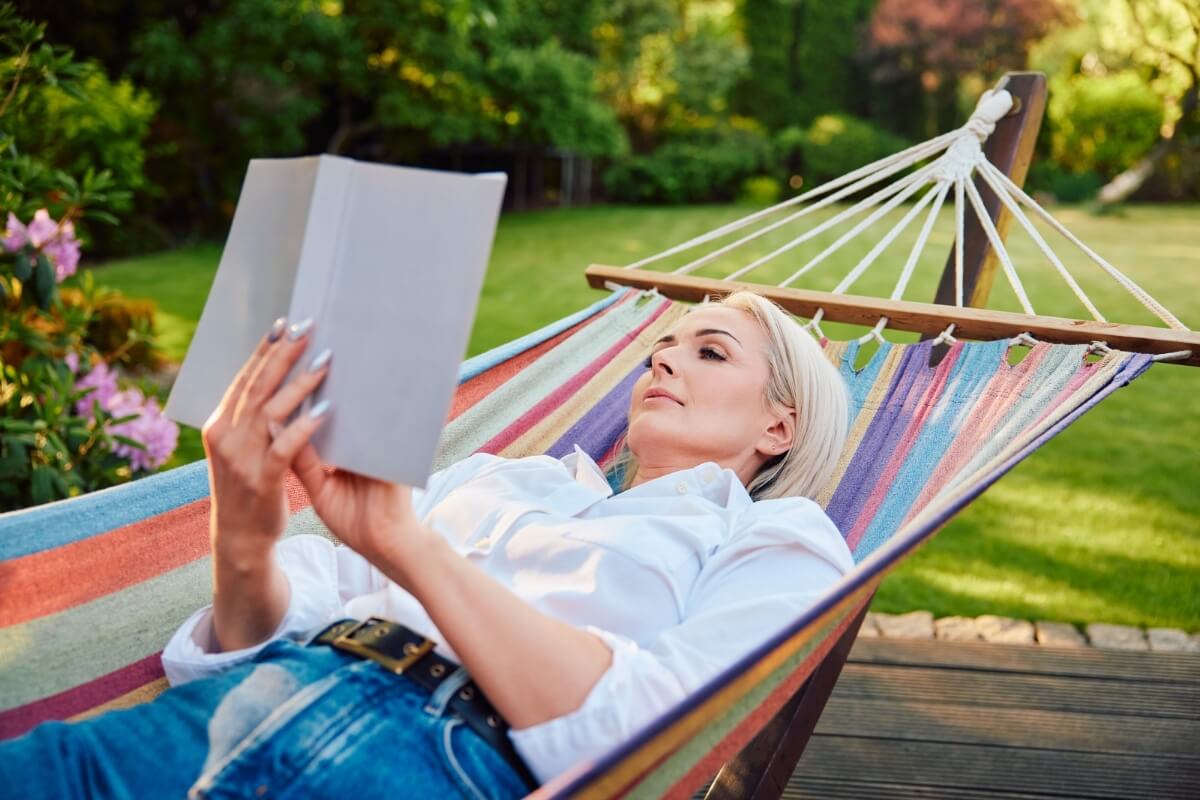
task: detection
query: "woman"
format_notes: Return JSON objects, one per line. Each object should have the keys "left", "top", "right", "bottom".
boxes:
{"left": 0, "top": 291, "right": 852, "bottom": 799}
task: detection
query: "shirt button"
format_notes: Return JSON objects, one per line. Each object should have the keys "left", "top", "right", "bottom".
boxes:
{"left": 703, "top": 467, "right": 717, "bottom": 484}
{"left": 676, "top": 481, "right": 689, "bottom": 495}
{"left": 474, "top": 537, "right": 492, "bottom": 550}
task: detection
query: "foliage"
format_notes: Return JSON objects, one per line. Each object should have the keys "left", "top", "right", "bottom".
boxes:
{"left": 0, "top": 9, "right": 177, "bottom": 510}
{"left": 868, "top": 0, "right": 1065, "bottom": 137}
{"left": 589, "top": 0, "right": 749, "bottom": 150}
{"left": 604, "top": 123, "right": 772, "bottom": 203}
{"left": 125, "top": 0, "right": 624, "bottom": 225}
{"left": 1025, "top": 161, "right": 1104, "bottom": 202}
{"left": 739, "top": 175, "right": 782, "bottom": 206}
{"left": 784, "top": 113, "right": 912, "bottom": 188}
{"left": 1046, "top": 71, "right": 1164, "bottom": 177}
{"left": 738, "top": 0, "right": 877, "bottom": 131}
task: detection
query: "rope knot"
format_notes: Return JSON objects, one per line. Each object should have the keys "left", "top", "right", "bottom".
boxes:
{"left": 962, "top": 88, "right": 1014, "bottom": 143}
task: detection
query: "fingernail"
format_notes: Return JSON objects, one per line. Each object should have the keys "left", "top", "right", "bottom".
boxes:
{"left": 308, "top": 348, "right": 333, "bottom": 372}
{"left": 267, "top": 317, "right": 287, "bottom": 342}
{"left": 287, "top": 318, "right": 314, "bottom": 341}
{"left": 308, "top": 399, "right": 332, "bottom": 420}
{"left": 267, "top": 421, "right": 284, "bottom": 440}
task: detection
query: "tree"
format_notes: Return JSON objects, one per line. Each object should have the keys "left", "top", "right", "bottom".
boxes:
{"left": 1094, "top": 0, "right": 1199, "bottom": 204}
{"left": 867, "top": 0, "right": 1065, "bottom": 137}
{"left": 738, "top": 0, "right": 877, "bottom": 132}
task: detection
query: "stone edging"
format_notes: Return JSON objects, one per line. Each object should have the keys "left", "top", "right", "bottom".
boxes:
{"left": 860, "top": 611, "right": 1200, "bottom": 653}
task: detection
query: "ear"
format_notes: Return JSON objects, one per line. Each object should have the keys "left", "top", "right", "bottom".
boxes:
{"left": 756, "top": 406, "right": 796, "bottom": 458}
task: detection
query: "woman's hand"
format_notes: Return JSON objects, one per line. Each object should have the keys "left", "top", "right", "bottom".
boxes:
{"left": 290, "top": 455, "right": 428, "bottom": 571}
{"left": 201, "top": 316, "right": 332, "bottom": 563}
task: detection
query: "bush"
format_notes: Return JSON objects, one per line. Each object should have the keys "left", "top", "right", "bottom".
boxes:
{"left": 788, "top": 114, "right": 912, "bottom": 188}
{"left": 0, "top": 11, "right": 177, "bottom": 510}
{"left": 605, "top": 127, "right": 773, "bottom": 204}
{"left": 1025, "top": 161, "right": 1104, "bottom": 203}
{"left": 1046, "top": 72, "right": 1163, "bottom": 178}
{"left": 739, "top": 175, "right": 782, "bottom": 206}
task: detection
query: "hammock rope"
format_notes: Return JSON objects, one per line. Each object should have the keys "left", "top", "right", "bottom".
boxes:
{"left": 620, "top": 88, "right": 1191, "bottom": 340}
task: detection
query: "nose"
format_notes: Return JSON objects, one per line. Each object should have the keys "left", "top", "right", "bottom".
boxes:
{"left": 650, "top": 349, "right": 675, "bottom": 376}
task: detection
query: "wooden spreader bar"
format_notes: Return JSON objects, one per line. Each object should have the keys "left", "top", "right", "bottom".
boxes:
{"left": 586, "top": 264, "right": 1200, "bottom": 367}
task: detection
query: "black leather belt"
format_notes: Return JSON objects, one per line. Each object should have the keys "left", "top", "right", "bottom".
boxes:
{"left": 309, "top": 617, "right": 538, "bottom": 790}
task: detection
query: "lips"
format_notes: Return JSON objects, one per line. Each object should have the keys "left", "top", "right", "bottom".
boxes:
{"left": 644, "top": 387, "right": 683, "bottom": 406}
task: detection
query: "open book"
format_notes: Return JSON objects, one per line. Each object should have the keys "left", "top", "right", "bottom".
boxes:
{"left": 165, "top": 155, "right": 507, "bottom": 486}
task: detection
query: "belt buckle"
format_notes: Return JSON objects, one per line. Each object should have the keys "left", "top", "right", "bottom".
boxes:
{"left": 332, "top": 617, "right": 434, "bottom": 675}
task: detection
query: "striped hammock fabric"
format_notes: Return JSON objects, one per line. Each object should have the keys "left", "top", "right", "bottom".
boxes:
{"left": 0, "top": 286, "right": 1152, "bottom": 798}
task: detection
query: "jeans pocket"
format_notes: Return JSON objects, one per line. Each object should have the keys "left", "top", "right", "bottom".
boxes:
{"left": 438, "top": 718, "right": 527, "bottom": 800}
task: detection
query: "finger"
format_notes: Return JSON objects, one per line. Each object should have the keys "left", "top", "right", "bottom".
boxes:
{"left": 261, "top": 347, "right": 332, "bottom": 423}
{"left": 291, "top": 442, "right": 327, "bottom": 501}
{"left": 242, "top": 317, "right": 315, "bottom": 412}
{"left": 220, "top": 317, "right": 288, "bottom": 414}
{"left": 263, "top": 399, "right": 332, "bottom": 481}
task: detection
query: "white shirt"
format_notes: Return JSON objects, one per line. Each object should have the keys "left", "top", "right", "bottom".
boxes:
{"left": 162, "top": 445, "right": 854, "bottom": 783}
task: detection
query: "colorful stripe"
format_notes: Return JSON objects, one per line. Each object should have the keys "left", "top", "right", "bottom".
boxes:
{"left": 0, "top": 288, "right": 1154, "bottom": 800}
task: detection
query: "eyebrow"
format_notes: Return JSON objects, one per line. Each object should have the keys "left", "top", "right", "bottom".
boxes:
{"left": 654, "top": 328, "right": 742, "bottom": 347}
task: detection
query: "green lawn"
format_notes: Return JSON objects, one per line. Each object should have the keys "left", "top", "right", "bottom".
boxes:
{"left": 94, "top": 203, "right": 1200, "bottom": 631}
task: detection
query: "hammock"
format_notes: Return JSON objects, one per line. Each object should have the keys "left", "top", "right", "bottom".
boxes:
{"left": 0, "top": 74, "right": 1193, "bottom": 798}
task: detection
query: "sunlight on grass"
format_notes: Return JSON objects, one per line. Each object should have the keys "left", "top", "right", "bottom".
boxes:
{"left": 92, "top": 203, "right": 1200, "bottom": 628}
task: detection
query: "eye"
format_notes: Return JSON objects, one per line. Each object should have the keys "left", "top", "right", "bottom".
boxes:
{"left": 699, "top": 346, "right": 726, "bottom": 361}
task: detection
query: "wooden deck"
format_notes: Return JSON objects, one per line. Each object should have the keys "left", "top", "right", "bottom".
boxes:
{"left": 759, "top": 637, "right": 1199, "bottom": 799}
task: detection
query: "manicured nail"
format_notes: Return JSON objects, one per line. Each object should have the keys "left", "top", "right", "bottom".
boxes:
{"left": 308, "top": 399, "right": 332, "bottom": 420}
{"left": 287, "top": 318, "right": 314, "bottom": 341}
{"left": 267, "top": 317, "right": 287, "bottom": 342}
{"left": 308, "top": 348, "right": 332, "bottom": 372}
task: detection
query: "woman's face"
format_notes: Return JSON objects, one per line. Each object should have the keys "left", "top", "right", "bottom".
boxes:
{"left": 626, "top": 305, "right": 794, "bottom": 485}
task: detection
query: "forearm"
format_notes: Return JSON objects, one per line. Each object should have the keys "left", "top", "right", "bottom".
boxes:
{"left": 210, "top": 534, "right": 292, "bottom": 653}
{"left": 374, "top": 528, "right": 612, "bottom": 729}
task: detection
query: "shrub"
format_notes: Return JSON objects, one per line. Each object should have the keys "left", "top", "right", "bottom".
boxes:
{"left": 792, "top": 114, "right": 912, "bottom": 188}
{"left": 1025, "top": 161, "right": 1104, "bottom": 203}
{"left": 1046, "top": 71, "right": 1163, "bottom": 178}
{"left": 605, "top": 127, "right": 773, "bottom": 204}
{"left": 0, "top": 11, "right": 177, "bottom": 510}
{"left": 739, "top": 175, "right": 783, "bottom": 206}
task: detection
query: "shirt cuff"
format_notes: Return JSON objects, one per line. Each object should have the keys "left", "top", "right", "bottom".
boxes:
{"left": 160, "top": 534, "right": 345, "bottom": 686}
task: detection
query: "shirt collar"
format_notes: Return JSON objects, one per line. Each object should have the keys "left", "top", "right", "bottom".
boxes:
{"left": 562, "top": 444, "right": 753, "bottom": 510}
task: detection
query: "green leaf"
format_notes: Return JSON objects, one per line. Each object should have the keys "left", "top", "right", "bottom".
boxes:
{"left": 33, "top": 252, "right": 55, "bottom": 308}
{"left": 12, "top": 251, "right": 31, "bottom": 282}
{"left": 30, "top": 465, "right": 56, "bottom": 506}
{"left": 111, "top": 434, "right": 147, "bottom": 451}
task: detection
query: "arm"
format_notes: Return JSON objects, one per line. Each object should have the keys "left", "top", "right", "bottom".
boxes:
{"left": 372, "top": 525, "right": 612, "bottom": 728}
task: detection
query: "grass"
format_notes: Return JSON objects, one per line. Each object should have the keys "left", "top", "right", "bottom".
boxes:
{"left": 94, "top": 202, "right": 1200, "bottom": 630}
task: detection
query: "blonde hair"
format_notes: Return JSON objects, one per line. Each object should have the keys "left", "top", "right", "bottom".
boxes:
{"left": 609, "top": 291, "right": 850, "bottom": 501}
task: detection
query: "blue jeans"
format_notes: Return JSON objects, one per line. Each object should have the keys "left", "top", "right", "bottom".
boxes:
{"left": 0, "top": 637, "right": 530, "bottom": 799}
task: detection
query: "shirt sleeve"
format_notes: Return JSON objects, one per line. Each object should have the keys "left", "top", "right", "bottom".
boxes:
{"left": 161, "top": 451, "right": 505, "bottom": 686}
{"left": 507, "top": 498, "right": 854, "bottom": 782}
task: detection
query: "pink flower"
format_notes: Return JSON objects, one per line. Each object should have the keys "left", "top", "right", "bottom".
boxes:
{"left": 74, "top": 361, "right": 119, "bottom": 417}
{"left": 3, "top": 213, "right": 26, "bottom": 252}
{"left": 106, "top": 389, "right": 178, "bottom": 471}
{"left": 43, "top": 226, "right": 81, "bottom": 281}
{"left": 26, "top": 209, "right": 58, "bottom": 248}
{"left": 64, "top": 351, "right": 80, "bottom": 373}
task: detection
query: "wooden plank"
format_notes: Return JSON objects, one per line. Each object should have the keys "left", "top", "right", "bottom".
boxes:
{"left": 848, "top": 638, "right": 1200, "bottom": 684}
{"left": 585, "top": 265, "right": 1200, "bottom": 366}
{"left": 932, "top": 72, "right": 1047, "bottom": 310}
{"left": 813, "top": 697, "right": 1199, "bottom": 757}
{"left": 794, "top": 736, "right": 1199, "bottom": 800}
{"left": 835, "top": 664, "right": 1200, "bottom": 719}
{"left": 781, "top": 777, "right": 1070, "bottom": 800}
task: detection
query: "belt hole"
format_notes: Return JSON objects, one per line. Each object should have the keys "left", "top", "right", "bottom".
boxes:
{"left": 486, "top": 714, "right": 500, "bottom": 728}
{"left": 459, "top": 686, "right": 475, "bottom": 701}
{"left": 430, "top": 663, "right": 446, "bottom": 678}
{"left": 403, "top": 642, "right": 419, "bottom": 655}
